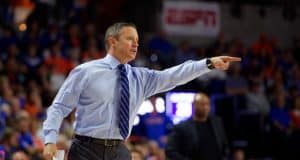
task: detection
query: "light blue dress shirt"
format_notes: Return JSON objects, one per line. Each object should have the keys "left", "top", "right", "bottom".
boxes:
{"left": 43, "top": 54, "right": 211, "bottom": 144}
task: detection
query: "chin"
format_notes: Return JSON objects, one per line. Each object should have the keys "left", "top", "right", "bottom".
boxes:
{"left": 129, "top": 53, "right": 137, "bottom": 60}
{"left": 125, "top": 56, "right": 135, "bottom": 63}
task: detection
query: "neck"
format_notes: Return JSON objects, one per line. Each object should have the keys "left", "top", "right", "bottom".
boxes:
{"left": 193, "top": 116, "right": 208, "bottom": 122}
{"left": 108, "top": 50, "right": 127, "bottom": 64}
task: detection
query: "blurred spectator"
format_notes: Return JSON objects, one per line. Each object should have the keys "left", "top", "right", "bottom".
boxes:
{"left": 39, "top": 23, "right": 63, "bottom": 49}
{"left": 24, "top": 89, "right": 42, "bottom": 118}
{"left": 22, "top": 44, "right": 43, "bottom": 72}
{"left": 227, "top": 38, "right": 243, "bottom": 57}
{"left": 0, "top": 148, "right": 4, "bottom": 160}
{"left": 81, "top": 38, "right": 105, "bottom": 62}
{"left": 209, "top": 32, "right": 228, "bottom": 56}
{"left": 11, "top": 151, "right": 29, "bottom": 160}
{"left": 147, "top": 30, "right": 174, "bottom": 67}
{"left": 81, "top": 22, "right": 103, "bottom": 51}
{"left": 15, "top": 111, "right": 36, "bottom": 155}
{"left": 269, "top": 36, "right": 281, "bottom": 57}
{"left": 245, "top": 79, "right": 270, "bottom": 116}
{"left": 45, "top": 41, "right": 72, "bottom": 76}
{"left": 45, "top": 41, "right": 73, "bottom": 91}
{"left": 0, "top": 102, "right": 8, "bottom": 138}
{"left": 243, "top": 79, "right": 270, "bottom": 156}
{"left": 148, "top": 140, "right": 165, "bottom": 160}
{"left": 64, "top": 23, "right": 81, "bottom": 49}
{"left": 133, "top": 140, "right": 150, "bottom": 159}
{"left": 287, "top": 66, "right": 300, "bottom": 95}
{"left": 262, "top": 56, "right": 278, "bottom": 82}
{"left": 166, "top": 92, "right": 228, "bottom": 160}
{"left": 3, "top": 47, "right": 26, "bottom": 86}
{"left": 2, "top": 43, "right": 21, "bottom": 62}
{"left": 224, "top": 62, "right": 248, "bottom": 114}
{"left": 243, "top": 57, "right": 263, "bottom": 82}
{"left": 174, "top": 40, "right": 197, "bottom": 65}
{"left": 269, "top": 93, "right": 291, "bottom": 160}
{"left": 34, "top": 64, "right": 53, "bottom": 107}
{"left": 0, "top": 128, "right": 20, "bottom": 160}
{"left": 231, "top": 149, "right": 245, "bottom": 160}
{"left": 225, "top": 63, "right": 248, "bottom": 96}
{"left": 278, "top": 49, "right": 295, "bottom": 72}
{"left": 267, "top": 70, "right": 286, "bottom": 103}
{"left": 29, "top": 119, "right": 43, "bottom": 152}
{"left": 251, "top": 33, "right": 273, "bottom": 56}
{"left": 9, "top": 97, "right": 23, "bottom": 118}
{"left": 287, "top": 95, "right": 300, "bottom": 159}
{"left": 0, "top": 27, "right": 18, "bottom": 54}
{"left": 140, "top": 96, "right": 173, "bottom": 148}
{"left": 0, "top": 76, "right": 12, "bottom": 101}
{"left": 68, "top": 47, "right": 81, "bottom": 67}
{"left": 130, "top": 148, "right": 144, "bottom": 160}
{"left": 290, "top": 96, "right": 300, "bottom": 129}
{"left": 270, "top": 94, "right": 291, "bottom": 132}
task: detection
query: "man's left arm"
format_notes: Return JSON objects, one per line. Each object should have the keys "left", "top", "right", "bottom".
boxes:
{"left": 140, "top": 59, "right": 209, "bottom": 98}
{"left": 140, "top": 56, "right": 241, "bottom": 98}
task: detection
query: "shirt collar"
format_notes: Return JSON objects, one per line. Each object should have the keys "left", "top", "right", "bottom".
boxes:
{"left": 104, "top": 54, "right": 121, "bottom": 69}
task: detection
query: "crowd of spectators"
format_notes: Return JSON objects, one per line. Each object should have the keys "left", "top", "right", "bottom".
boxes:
{"left": 0, "top": 0, "right": 299, "bottom": 160}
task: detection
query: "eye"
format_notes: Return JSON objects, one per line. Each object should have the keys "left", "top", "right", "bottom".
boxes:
{"left": 126, "top": 36, "right": 137, "bottom": 41}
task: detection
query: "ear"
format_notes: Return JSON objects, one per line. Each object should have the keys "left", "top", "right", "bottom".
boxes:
{"left": 108, "top": 36, "right": 117, "bottom": 48}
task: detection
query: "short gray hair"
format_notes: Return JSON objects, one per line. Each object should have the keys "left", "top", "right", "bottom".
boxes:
{"left": 104, "top": 22, "right": 136, "bottom": 51}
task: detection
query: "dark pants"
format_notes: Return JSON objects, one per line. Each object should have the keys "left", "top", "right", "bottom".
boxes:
{"left": 67, "top": 138, "right": 131, "bottom": 160}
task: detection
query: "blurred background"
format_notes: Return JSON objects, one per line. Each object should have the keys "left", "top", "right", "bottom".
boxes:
{"left": 0, "top": 0, "right": 299, "bottom": 160}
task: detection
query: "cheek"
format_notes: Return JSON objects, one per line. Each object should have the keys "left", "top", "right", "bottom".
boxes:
{"left": 117, "top": 42, "right": 129, "bottom": 50}
{"left": 205, "top": 105, "right": 210, "bottom": 112}
{"left": 195, "top": 107, "right": 204, "bottom": 113}
{"left": 125, "top": 42, "right": 132, "bottom": 48}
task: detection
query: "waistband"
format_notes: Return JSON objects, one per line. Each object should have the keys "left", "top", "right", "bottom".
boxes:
{"left": 74, "top": 134, "right": 123, "bottom": 147}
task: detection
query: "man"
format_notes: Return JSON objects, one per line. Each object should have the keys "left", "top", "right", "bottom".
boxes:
{"left": 165, "top": 93, "right": 229, "bottom": 160}
{"left": 43, "top": 22, "right": 240, "bottom": 160}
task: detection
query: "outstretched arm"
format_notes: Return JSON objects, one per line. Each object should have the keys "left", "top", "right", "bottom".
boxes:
{"left": 138, "top": 56, "right": 241, "bottom": 98}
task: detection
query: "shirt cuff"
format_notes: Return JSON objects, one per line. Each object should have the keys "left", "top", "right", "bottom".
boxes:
{"left": 197, "top": 58, "right": 211, "bottom": 72}
{"left": 44, "top": 130, "right": 58, "bottom": 144}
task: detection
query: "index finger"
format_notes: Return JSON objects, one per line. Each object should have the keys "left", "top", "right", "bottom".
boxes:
{"left": 222, "top": 56, "right": 241, "bottom": 62}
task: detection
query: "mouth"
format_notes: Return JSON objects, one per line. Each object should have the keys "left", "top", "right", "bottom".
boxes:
{"left": 130, "top": 49, "right": 137, "bottom": 54}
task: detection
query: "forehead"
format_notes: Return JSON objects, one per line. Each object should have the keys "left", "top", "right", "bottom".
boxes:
{"left": 194, "top": 94, "right": 209, "bottom": 103}
{"left": 119, "top": 26, "right": 138, "bottom": 37}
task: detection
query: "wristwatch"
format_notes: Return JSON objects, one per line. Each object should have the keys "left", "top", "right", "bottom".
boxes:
{"left": 206, "top": 58, "right": 215, "bottom": 69}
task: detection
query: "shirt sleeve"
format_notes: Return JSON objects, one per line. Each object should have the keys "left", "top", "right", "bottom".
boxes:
{"left": 43, "top": 67, "right": 88, "bottom": 144}
{"left": 138, "top": 59, "right": 211, "bottom": 98}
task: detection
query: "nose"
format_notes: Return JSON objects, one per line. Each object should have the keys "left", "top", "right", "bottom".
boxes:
{"left": 133, "top": 39, "right": 139, "bottom": 47}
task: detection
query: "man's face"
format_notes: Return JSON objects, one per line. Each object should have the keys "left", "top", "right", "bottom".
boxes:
{"left": 193, "top": 94, "right": 210, "bottom": 119}
{"left": 113, "top": 26, "right": 139, "bottom": 63}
